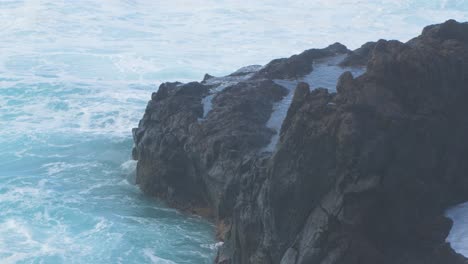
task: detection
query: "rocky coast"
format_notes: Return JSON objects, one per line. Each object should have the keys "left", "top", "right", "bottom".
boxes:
{"left": 133, "top": 20, "right": 468, "bottom": 264}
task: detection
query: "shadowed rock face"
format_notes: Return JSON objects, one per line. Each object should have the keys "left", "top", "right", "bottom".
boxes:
{"left": 133, "top": 79, "right": 288, "bottom": 217}
{"left": 133, "top": 20, "right": 468, "bottom": 264}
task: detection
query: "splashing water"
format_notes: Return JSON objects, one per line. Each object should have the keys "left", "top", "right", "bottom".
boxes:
{"left": 446, "top": 203, "right": 468, "bottom": 257}
{"left": 1, "top": 0, "right": 468, "bottom": 263}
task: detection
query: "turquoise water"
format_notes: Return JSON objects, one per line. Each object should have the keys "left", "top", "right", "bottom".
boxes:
{"left": 0, "top": 82, "right": 217, "bottom": 263}
{"left": 1, "top": 1, "right": 468, "bottom": 263}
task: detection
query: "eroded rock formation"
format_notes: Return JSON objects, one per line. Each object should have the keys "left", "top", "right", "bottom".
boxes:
{"left": 133, "top": 20, "right": 468, "bottom": 264}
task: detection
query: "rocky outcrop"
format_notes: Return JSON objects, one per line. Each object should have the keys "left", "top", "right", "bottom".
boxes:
{"left": 340, "top": 41, "right": 376, "bottom": 67}
{"left": 133, "top": 20, "right": 468, "bottom": 263}
{"left": 254, "top": 43, "right": 349, "bottom": 79}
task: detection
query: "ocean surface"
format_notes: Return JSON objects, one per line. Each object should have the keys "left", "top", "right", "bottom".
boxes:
{"left": 1, "top": 1, "right": 468, "bottom": 263}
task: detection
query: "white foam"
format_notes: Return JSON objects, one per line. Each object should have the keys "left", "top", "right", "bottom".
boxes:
{"left": 41, "top": 161, "right": 99, "bottom": 176}
{"left": 0, "top": 80, "right": 155, "bottom": 138}
{"left": 201, "top": 241, "right": 224, "bottom": 250}
{"left": 120, "top": 160, "right": 137, "bottom": 174}
{"left": 77, "top": 218, "right": 112, "bottom": 237}
{"left": 446, "top": 202, "right": 468, "bottom": 256}
{"left": 143, "top": 248, "right": 176, "bottom": 264}
{"left": 0, "top": 218, "right": 82, "bottom": 264}
{"left": 0, "top": 184, "right": 50, "bottom": 205}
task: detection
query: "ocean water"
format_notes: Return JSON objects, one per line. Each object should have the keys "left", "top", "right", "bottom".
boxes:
{"left": 1, "top": 1, "right": 468, "bottom": 263}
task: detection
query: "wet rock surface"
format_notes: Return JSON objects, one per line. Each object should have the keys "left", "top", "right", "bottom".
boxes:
{"left": 133, "top": 20, "right": 468, "bottom": 263}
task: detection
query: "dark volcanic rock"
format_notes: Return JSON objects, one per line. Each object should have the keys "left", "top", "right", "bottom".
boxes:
{"left": 254, "top": 43, "right": 349, "bottom": 79}
{"left": 340, "top": 41, "right": 377, "bottom": 67}
{"left": 133, "top": 20, "right": 468, "bottom": 264}
{"left": 133, "top": 75, "right": 287, "bottom": 216}
{"left": 132, "top": 81, "right": 210, "bottom": 212}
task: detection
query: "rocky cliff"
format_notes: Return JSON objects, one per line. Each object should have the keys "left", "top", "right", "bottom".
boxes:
{"left": 132, "top": 20, "right": 468, "bottom": 264}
